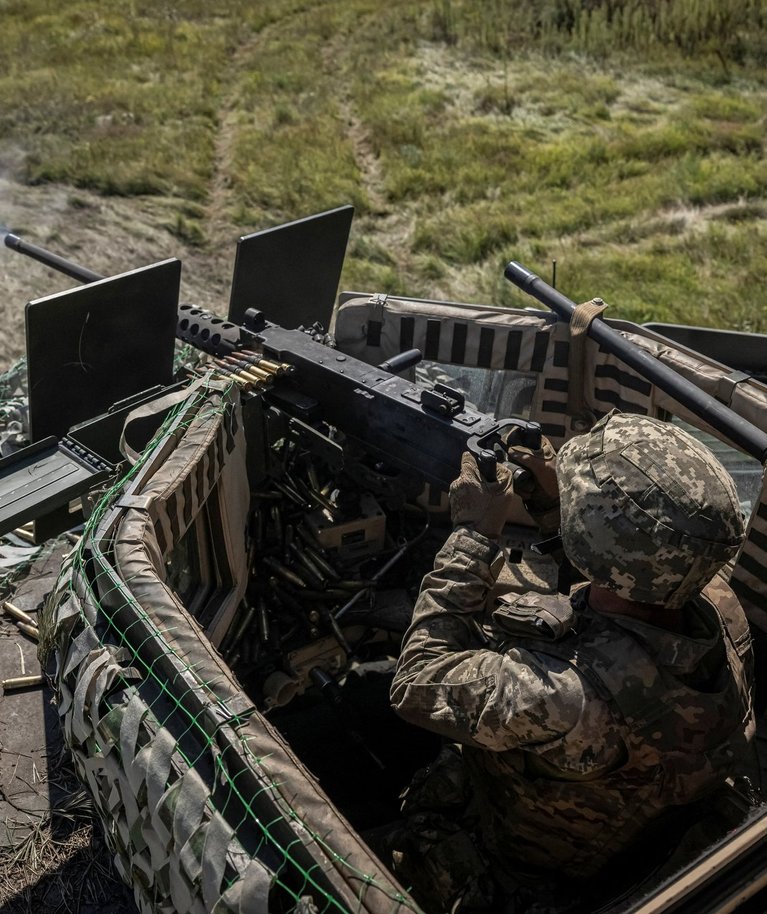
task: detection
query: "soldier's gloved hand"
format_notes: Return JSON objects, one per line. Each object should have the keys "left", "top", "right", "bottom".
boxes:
{"left": 449, "top": 451, "right": 516, "bottom": 539}
{"left": 504, "top": 428, "right": 561, "bottom": 535}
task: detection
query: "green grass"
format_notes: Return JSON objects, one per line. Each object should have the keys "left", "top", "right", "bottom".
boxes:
{"left": 1, "top": 0, "right": 767, "bottom": 329}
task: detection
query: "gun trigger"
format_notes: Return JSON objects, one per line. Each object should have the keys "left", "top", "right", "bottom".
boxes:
{"left": 478, "top": 449, "right": 497, "bottom": 482}
{"left": 523, "top": 421, "right": 542, "bottom": 450}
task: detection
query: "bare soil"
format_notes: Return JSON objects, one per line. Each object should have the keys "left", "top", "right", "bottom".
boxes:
{"left": 0, "top": 143, "right": 238, "bottom": 369}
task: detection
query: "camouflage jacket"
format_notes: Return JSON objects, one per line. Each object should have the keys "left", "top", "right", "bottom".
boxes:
{"left": 390, "top": 526, "right": 756, "bottom": 880}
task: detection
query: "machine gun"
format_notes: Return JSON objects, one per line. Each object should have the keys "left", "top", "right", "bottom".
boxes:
{"left": 0, "top": 219, "right": 541, "bottom": 541}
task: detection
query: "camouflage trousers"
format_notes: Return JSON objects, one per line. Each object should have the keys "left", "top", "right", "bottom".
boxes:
{"left": 386, "top": 746, "right": 569, "bottom": 914}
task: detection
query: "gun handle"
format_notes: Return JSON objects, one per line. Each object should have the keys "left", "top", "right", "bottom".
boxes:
{"left": 511, "top": 465, "right": 535, "bottom": 496}
{"left": 477, "top": 449, "right": 497, "bottom": 482}
{"left": 467, "top": 418, "right": 542, "bottom": 484}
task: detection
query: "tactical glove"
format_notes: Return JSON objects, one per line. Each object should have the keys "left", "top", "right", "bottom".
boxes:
{"left": 449, "top": 451, "right": 517, "bottom": 539}
{"left": 504, "top": 428, "right": 561, "bottom": 535}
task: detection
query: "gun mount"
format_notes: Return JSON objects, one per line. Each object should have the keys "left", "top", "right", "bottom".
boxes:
{"left": 0, "top": 213, "right": 541, "bottom": 540}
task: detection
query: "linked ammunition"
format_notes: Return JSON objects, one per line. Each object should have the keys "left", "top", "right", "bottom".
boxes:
{"left": 234, "top": 350, "right": 294, "bottom": 376}
{"left": 210, "top": 362, "right": 259, "bottom": 390}
{"left": 222, "top": 355, "right": 271, "bottom": 382}
{"left": 214, "top": 359, "right": 269, "bottom": 388}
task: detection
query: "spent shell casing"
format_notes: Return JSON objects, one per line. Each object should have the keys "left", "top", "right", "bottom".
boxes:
{"left": 231, "top": 600, "right": 259, "bottom": 646}
{"left": 296, "top": 478, "right": 337, "bottom": 516}
{"left": 263, "top": 556, "right": 307, "bottom": 589}
{"left": 290, "top": 543, "right": 328, "bottom": 590}
{"left": 306, "top": 461, "right": 321, "bottom": 493}
{"left": 269, "top": 579, "right": 305, "bottom": 615}
{"left": 272, "top": 479, "right": 310, "bottom": 510}
{"left": 3, "top": 601, "right": 37, "bottom": 627}
{"left": 270, "top": 504, "right": 284, "bottom": 545}
{"left": 303, "top": 545, "right": 341, "bottom": 581}
{"left": 283, "top": 523, "right": 295, "bottom": 565}
{"left": 16, "top": 621, "right": 39, "bottom": 641}
{"left": 289, "top": 544, "right": 326, "bottom": 590}
{"left": 296, "top": 524, "right": 325, "bottom": 552}
{"left": 258, "top": 601, "right": 271, "bottom": 644}
{"left": 2, "top": 674, "right": 44, "bottom": 691}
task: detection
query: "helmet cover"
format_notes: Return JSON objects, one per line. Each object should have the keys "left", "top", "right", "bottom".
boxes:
{"left": 557, "top": 411, "right": 745, "bottom": 607}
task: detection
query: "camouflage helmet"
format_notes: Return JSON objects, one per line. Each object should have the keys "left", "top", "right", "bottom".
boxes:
{"left": 557, "top": 411, "right": 745, "bottom": 608}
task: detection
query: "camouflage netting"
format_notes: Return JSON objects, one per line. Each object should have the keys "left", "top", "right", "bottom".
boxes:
{"left": 40, "top": 378, "right": 422, "bottom": 914}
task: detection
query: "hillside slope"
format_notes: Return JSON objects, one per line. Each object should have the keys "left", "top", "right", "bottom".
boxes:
{"left": 1, "top": 0, "right": 766, "bottom": 368}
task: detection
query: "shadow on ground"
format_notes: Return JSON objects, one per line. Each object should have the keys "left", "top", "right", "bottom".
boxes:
{"left": 0, "top": 542, "right": 137, "bottom": 914}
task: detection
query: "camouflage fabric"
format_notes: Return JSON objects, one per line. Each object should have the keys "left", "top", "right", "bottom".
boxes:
{"left": 391, "top": 527, "right": 756, "bottom": 888}
{"left": 557, "top": 411, "right": 745, "bottom": 608}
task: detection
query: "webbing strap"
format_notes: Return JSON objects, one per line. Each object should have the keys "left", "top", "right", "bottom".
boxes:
{"left": 567, "top": 298, "right": 608, "bottom": 428}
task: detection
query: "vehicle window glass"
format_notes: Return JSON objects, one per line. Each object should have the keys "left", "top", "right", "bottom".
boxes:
{"left": 416, "top": 361, "right": 536, "bottom": 420}
{"left": 671, "top": 417, "right": 763, "bottom": 516}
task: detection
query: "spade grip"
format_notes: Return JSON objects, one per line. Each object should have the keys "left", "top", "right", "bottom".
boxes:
{"left": 467, "top": 419, "right": 542, "bottom": 484}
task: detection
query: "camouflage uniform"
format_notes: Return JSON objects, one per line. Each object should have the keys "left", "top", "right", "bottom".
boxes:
{"left": 390, "top": 413, "right": 756, "bottom": 911}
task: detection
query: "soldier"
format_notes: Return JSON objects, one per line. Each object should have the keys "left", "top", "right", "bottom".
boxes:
{"left": 390, "top": 411, "right": 757, "bottom": 913}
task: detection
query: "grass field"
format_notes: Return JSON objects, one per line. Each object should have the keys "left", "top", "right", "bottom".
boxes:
{"left": 1, "top": 0, "right": 767, "bottom": 330}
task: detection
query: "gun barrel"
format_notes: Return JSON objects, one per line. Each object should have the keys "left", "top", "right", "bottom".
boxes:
{"left": 505, "top": 261, "right": 767, "bottom": 463}
{"left": 4, "top": 233, "right": 103, "bottom": 284}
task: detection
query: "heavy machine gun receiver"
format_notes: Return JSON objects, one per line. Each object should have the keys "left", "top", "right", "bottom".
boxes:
{"left": 0, "top": 216, "right": 540, "bottom": 540}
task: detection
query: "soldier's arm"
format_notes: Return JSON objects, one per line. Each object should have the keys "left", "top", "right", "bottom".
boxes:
{"left": 390, "top": 527, "right": 588, "bottom": 751}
